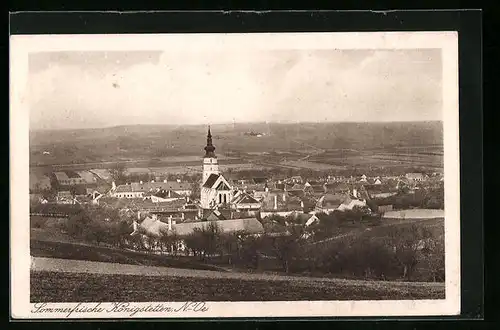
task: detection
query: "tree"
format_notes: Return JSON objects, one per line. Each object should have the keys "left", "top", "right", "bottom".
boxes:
{"left": 110, "top": 162, "right": 126, "bottom": 185}
{"left": 190, "top": 182, "right": 201, "bottom": 200}
{"left": 160, "top": 229, "right": 180, "bottom": 255}
{"left": 387, "top": 224, "right": 433, "bottom": 280}
{"left": 84, "top": 219, "right": 109, "bottom": 246}
{"left": 65, "top": 210, "right": 90, "bottom": 238}
{"left": 239, "top": 235, "right": 262, "bottom": 269}
{"left": 263, "top": 225, "right": 305, "bottom": 274}
{"left": 201, "top": 222, "right": 224, "bottom": 259}
{"left": 427, "top": 237, "right": 445, "bottom": 282}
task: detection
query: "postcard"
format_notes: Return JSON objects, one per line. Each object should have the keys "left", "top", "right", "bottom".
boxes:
{"left": 10, "top": 31, "right": 460, "bottom": 319}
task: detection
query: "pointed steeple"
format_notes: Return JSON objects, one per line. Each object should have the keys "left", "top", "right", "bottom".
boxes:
{"left": 204, "top": 125, "right": 216, "bottom": 158}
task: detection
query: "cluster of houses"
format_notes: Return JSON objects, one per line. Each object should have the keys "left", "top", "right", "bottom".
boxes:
{"left": 30, "top": 127, "right": 444, "bottom": 249}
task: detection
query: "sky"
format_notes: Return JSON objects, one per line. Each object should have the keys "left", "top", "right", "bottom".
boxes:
{"left": 28, "top": 48, "right": 442, "bottom": 130}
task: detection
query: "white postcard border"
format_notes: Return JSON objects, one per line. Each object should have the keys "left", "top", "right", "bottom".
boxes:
{"left": 10, "top": 31, "right": 460, "bottom": 319}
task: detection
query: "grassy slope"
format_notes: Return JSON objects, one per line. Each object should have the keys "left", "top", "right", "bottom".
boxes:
{"left": 30, "top": 271, "right": 445, "bottom": 303}
{"left": 30, "top": 239, "right": 222, "bottom": 272}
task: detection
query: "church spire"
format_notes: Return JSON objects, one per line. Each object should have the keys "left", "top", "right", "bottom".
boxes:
{"left": 204, "top": 126, "right": 216, "bottom": 158}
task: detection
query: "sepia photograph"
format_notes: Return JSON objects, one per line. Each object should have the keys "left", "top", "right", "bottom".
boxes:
{"left": 10, "top": 31, "right": 460, "bottom": 319}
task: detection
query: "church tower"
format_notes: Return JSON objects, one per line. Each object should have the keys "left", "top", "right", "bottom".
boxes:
{"left": 202, "top": 126, "right": 220, "bottom": 185}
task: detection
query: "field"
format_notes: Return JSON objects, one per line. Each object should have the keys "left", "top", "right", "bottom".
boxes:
{"left": 30, "top": 271, "right": 445, "bottom": 302}
{"left": 308, "top": 147, "right": 443, "bottom": 170}
{"left": 30, "top": 122, "right": 443, "bottom": 174}
{"left": 383, "top": 209, "right": 445, "bottom": 219}
{"left": 30, "top": 239, "right": 222, "bottom": 272}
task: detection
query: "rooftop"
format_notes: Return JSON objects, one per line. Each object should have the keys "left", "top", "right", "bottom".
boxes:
{"left": 115, "top": 181, "right": 192, "bottom": 193}
{"left": 172, "top": 218, "right": 264, "bottom": 237}
{"left": 203, "top": 174, "right": 221, "bottom": 189}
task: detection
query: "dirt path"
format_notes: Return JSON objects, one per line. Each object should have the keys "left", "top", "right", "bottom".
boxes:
{"left": 31, "top": 256, "right": 443, "bottom": 290}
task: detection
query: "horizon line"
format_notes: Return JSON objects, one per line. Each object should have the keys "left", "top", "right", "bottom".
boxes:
{"left": 30, "top": 119, "right": 443, "bottom": 132}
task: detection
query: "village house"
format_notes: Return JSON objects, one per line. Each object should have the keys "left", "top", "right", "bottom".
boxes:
{"left": 55, "top": 191, "right": 76, "bottom": 204}
{"left": 324, "top": 182, "right": 350, "bottom": 195}
{"left": 53, "top": 171, "right": 86, "bottom": 186}
{"left": 130, "top": 214, "right": 264, "bottom": 252}
{"left": 260, "top": 191, "right": 304, "bottom": 218}
{"left": 313, "top": 193, "right": 348, "bottom": 214}
{"left": 293, "top": 213, "right": 320, "bottom": 227}
{"left": 405, "top": 172, "right": 426, "bottom": 182}
{"left": 110, "top": 180, "right": 192, "bottom": 199}
{"left": 337, "top": 196, "right": 369, "bottom": 212}
{"left": 363, "top": 184, "right": 398, "bottom": 199}
{"left": 230, "top": 190, "right": 261, "bottom": 215}
{"left": 76, "top": 170, "right": 99, "bottom": 185}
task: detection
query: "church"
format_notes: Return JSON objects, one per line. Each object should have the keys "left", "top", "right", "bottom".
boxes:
{"left": 199, "top": 127, "right": 234, "bottom": 211}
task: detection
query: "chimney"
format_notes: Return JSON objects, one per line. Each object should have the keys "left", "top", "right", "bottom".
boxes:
{"left": 168, "top": 216, "right": 172, "bottom": 230}
{"left": 140, "top": 180, "right": 143, "bottom": 184}
{"left": 137, "top": 211, "right": 141, "bottom": 220}
{"left": 111, "top": 181, "right": 116, "bottom": 191}
{"left": 164, "top": 179, "right": 167, "bottom": 183}
{"left": 274, "top": 195, "right": 278, "bottom": 210}
{"left": 133, "top": 220, "right": 138, "bottom": 231}
{"left": 282, "top": 193, "right": 286, "bottom": 202}
{"left": 300, "top": 200, "right": 304, "bottom": 209}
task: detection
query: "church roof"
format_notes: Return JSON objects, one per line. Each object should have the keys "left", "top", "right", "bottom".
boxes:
{"left": 203, "top": 173, "right": 221, "bottom": 188}
{"left": 204, "top": 126, "right": 216, "bottom": 158}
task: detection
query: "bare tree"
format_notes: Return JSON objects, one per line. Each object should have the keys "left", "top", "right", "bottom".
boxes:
{"left": 110, "top": 162, "right": 126, "bottom": 185}
{"left": 264, "top": 225, "right": 305, "bottom": 274}
{"left": 387, "top": 224, "right": 432, "bottom": 280}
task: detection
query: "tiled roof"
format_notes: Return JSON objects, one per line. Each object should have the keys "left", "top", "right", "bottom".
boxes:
{"left": 232, "top": 192, "right": 260, "bottom": 204}
{"left": 53, "top": 172, "right": 69, "bottom": 181}
{"left": 316, "top": 193, "right": 348, "bottom": 209}
{"left": 261, "top": 193, "right": 303, "bottom": 211}
{"left": 203, "top": 174, "right": 220, "bottom": 188}
{"left": 363, "top": 184, "right": 394, "bottom": 193}
{"left": 205, "top": 209, "right": 227, "bottom": 221}
{"left": 99, "top": 197, "right": 187, "bottom": 212}
{"left": 172, "top": 218, "right": 264, "bottom": 237}
{"left": 115, "top": 181, "right": 192, "bottom": 193}
{"left": 324, "top": 182, "right": 350, "bottom": 192}
{"left": 76, "top": 171, "right": 97, "bottom": 183}
{"left": 153, "top": 190, "right": 182, "bottom": 199}
{"left": 308, "top": 184, "right": 326, "bottom": 193}
{"left": 241, "top": 183, "right": 267, "bottom": 192}
{"left": 137, "top": 216, "right": 170, "bottom": 237}
{"left": 64, "top": 171, "right": 81, "bottom": 179}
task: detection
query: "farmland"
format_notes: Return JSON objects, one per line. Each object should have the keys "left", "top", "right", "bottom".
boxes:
{"left": 29, "top": 121, "right": 443, "bottom": 174}
{"left": 31, "top": 270, "right": 444, "bottom": 303}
